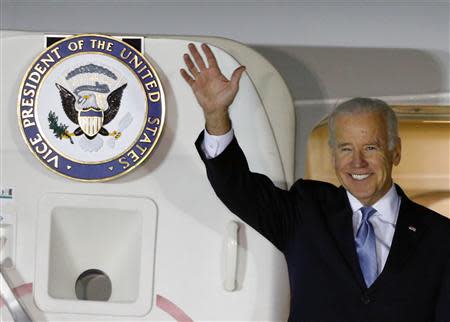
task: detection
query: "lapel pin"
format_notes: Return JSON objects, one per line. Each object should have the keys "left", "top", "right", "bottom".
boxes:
{"left": 408, "top": 226, "right": 417, "bottom": 232}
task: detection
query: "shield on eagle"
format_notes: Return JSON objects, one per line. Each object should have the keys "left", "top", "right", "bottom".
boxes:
{"left": 78, "top": 107, "right": 104, "bottom": 137}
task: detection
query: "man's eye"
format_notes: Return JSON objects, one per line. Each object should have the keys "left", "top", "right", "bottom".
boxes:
{"left": 366, "top": 146, "right": 378, "bottom": 151}
{"left": 340, "top": 147, "right": 352, "bottom": 152}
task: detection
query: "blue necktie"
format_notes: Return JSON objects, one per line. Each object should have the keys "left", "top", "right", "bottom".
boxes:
{"left": 355, "top": 206, "right": 378, "bottom": 287}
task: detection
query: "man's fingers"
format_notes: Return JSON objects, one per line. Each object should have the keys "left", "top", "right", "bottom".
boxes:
{"left": 180, "top": 69, "right": 194, "bottom": 86}
{"left": 188, "top": 43, "right": 207, "bottom": 71}
{"left": 183, "top": 53, "right": 199, "bottom": 77}
{"left": 230, "top": 66, "right": 246, "bottom": 88}
{"left": 201, "top": 43, "right": 218, "bottom": 69}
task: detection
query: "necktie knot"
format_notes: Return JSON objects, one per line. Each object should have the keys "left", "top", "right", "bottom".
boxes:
{"left": 360, "top": 206, "right": 376, "bottom": 222}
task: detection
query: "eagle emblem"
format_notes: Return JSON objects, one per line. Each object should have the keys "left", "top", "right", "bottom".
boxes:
{"left": 55, "top": 82, "right": 127, "bottom": 140}
{"left": 49, "top": 64, "right": 130, "bottom": 151}
{"left": 19, "top": 34, "right": 164, "bottom": 181}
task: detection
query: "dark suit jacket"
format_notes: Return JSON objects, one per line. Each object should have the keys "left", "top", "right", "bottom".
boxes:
{"left": 196, "top": 133, "right": 450, "bottom": 322}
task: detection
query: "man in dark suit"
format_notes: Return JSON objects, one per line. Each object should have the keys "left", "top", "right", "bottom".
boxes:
{"left": 181, "top": 43, "right": 450, "bottom": 322}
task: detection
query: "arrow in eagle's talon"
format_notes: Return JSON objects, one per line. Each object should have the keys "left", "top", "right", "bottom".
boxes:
{"left": 110, "top": 131, "right": 122, "bottom": 139}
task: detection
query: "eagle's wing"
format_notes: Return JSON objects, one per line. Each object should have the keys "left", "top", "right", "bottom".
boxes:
{"left": 104, "top": 83, "right": 127, "bottom": 125}
{"left": 55, "top": 83, "right": 78, "bottom": 124}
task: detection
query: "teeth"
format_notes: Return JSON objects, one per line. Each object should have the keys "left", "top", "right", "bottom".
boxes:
{"left": 351, "top": 174, "right": 369, "bottom": 180}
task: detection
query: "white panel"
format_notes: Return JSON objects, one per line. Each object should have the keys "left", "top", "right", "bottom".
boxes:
{"left": 1, "top": 32, "right": 290, "bottom": 321}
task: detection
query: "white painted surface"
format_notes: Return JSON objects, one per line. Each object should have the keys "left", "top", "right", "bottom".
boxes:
{"left": 0, "top": 32, "right": 291, "bottom": 321}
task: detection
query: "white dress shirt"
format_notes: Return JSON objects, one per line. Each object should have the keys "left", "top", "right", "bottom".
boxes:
{"left": 201, "top": 128, "right": 234, "bottom": 159}
{"left": 202, "top": 128, "right": 402, "bottom": 273}
{"left": 347, "top": 186, "right": 401, "bottom": 274}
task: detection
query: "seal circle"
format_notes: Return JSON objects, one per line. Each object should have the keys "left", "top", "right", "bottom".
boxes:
{"left": 17, "top": 34, "right": 165, "bottom": 181}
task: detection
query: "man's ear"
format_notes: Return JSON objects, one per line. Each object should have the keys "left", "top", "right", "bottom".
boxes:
{"left": 393, "top": 137, "right": 401, "bottom": 166}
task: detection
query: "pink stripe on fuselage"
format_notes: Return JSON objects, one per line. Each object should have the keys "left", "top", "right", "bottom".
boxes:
{"left": 156, "top": 294, "right": 194, "bottom": 322}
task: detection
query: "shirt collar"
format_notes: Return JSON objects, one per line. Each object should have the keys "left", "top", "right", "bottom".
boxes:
{"left": 346, "top": 184, "right": 400, "bottom": 224}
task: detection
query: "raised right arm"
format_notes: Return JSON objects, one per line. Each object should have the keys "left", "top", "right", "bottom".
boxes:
{"left": 182, "top": 43, "right": 300, "bottom": 251}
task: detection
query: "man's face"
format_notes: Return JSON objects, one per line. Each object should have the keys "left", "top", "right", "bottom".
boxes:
{"left": 332, "top": 112, "right": 401, "bottom": 205}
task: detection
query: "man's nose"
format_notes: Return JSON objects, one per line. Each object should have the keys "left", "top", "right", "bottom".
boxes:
{"left": 351, "top": 151, "right": 368, "bottom": 167}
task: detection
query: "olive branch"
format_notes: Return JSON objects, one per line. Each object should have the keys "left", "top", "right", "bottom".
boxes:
{"left": 48, "top": 111, "right": 74, "bottom": 144}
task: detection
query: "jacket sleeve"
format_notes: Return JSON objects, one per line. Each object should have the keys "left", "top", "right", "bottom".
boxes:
{"left": 195, "top": 131, "right": 302, "bottom": 251}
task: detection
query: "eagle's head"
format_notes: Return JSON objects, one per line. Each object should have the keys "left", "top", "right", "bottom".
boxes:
{"left": 76, "top": 92, "right": 99, "bottom": 111}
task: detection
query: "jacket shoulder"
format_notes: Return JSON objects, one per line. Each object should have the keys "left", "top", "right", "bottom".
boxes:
{"left": 407, "top": 199, "right": 450, "bottom": 240}
{"left": 291, "top": 179, "right": 340, "bottom": 193}
{"left": 290, "top": 179, "right": 345, "bottom": 205}
{"left": 417, "top": 203, "right": 450, "bottom": 226}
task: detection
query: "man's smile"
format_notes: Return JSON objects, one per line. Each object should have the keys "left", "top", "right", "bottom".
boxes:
{"left": 350, "top": 173, "right": 371, "bottom": 181}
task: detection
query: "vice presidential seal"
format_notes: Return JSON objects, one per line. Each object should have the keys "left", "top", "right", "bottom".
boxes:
{"left": 18, "top": 34, "right": 165, "bottom": 181}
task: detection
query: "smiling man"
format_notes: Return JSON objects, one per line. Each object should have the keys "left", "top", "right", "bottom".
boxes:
{"left": 181, "top": 43, "right": 450, "bottom": 322}
{"left": 329, "top": 100, "right": 401, "bottom": 207}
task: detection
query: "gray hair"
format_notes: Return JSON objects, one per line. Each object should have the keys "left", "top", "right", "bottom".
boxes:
{"left": 327, "top": 97, "right": 399, "bottom": 150}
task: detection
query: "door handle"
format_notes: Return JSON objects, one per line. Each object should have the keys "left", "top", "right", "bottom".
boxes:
{"left": 223, "top": 221, "right": 239, "bottom": 292}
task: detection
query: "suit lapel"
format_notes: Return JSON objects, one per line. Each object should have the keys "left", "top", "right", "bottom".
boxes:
{"left": 325, "top": 187, "right": 367, "bottom": 289}
{"left": 369, "top": 185, "right": 426, "bottom": 291}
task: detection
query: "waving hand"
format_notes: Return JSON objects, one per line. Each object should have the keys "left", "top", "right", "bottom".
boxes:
{"left": 180, "top": 43, "right": 245, "bottom": 135}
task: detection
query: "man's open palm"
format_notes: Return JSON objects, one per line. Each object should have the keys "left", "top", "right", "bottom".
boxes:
{"left": 180, "top": 43, "right": 245, "bottom": 118}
